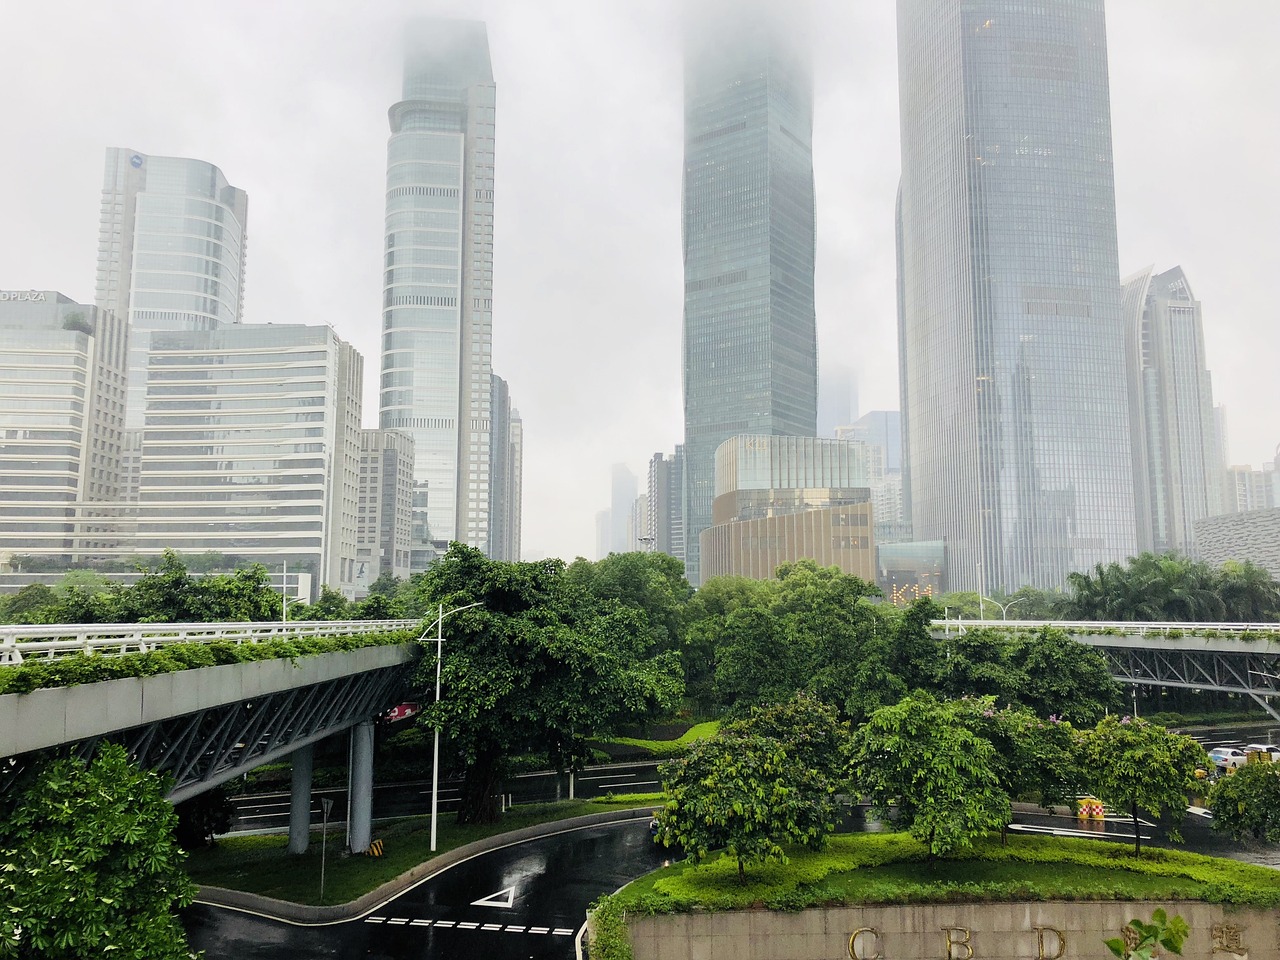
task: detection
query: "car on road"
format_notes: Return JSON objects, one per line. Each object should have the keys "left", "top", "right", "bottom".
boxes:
{"left": 1208, "top": 746, "right": 1248, "bottom": 770}
{"left": 1244, "top": 743, "right": 1280, "bottom": 762}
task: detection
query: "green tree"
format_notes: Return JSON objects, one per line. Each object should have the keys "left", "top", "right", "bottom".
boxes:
{"left": 297, "top": 585, "right": 351, "bottom": 621}
{"left": 1010, "top": 627, "right": 1120, "bottom": 724}
{"left": 0, "top": 744, "right": 198, "bottom": 959}
{"left": 1208, "top": 762, "right": 1280, "bottom": 843}
{"left": 0, "top": 582, "right": 58, "bottom": 622}
{"left": 850, "top": 694, "right": 1010, "bottom": 857}
{"left": 174, "top": 785, "right": 233, "bottom": 850}
{"left": 1218, "top": 560, "right": 1280, "bottom": 621}
{"left": 680, "top": 575, "right": 773, "bottom": 711}
{"left": 1104, "top": 909, "right": 1188, "bottom": 959}
{"left": 1077, "top": 715, "right": 1207, "bottom": 855}
{"left": 655, "top": 730, "right": 838, "bottom": 882}
{"left": 720, "top": 693, "right": 851, "bottom": 785}
{"left": 410, "top": 544, "right": 683, "bottom": 823}
{"left": 565, "top": 551, "right": 692, "bottom": 655}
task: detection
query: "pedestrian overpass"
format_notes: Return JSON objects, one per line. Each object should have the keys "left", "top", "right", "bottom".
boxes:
{"left": 932, "top": 619, "right": 1280, "bottom": 721}
{"left": 0, "top": 619, "right": 424, "bottom": 855}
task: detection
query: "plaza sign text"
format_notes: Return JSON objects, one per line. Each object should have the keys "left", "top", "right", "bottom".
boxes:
{"left": 0, "top": 291, "right": 48, "bottom": 302}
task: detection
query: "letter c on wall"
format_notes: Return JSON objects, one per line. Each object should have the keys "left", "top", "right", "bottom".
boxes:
{"left": 849, "top": 927, "right": 882, "bottom": 960}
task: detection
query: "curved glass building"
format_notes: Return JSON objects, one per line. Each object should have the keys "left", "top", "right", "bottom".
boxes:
{"left": 896, "top": 0, "right": 1137, "bottom": 592}
{"left": 95, "top": 149, "right": 247, "bottom": 434}
{"left": 681, "top": 1, "right": 817, "bottom": 585}
{"left": 379, "top": 20, "right": 495, "bottom": 563}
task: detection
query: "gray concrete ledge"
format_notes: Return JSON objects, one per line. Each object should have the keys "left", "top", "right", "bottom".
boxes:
{"left": 195, "top": 806, "right": 655, "bottom": 925}
{"left": 1, "top": 644, "right": 417, "bottom": 757}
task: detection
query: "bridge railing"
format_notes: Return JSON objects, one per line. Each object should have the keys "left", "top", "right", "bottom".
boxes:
{"left": 0, "top": 619, "right": 424, "bottom": 665}
{"left": 932, "top": 619, "right": 1280, "bottom": 637}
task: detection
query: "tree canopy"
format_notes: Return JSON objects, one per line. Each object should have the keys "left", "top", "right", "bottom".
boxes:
{"left": 0, "top": 744, "right": 198, "bottom": 960}
{"left": 409, "top": 543, "right": 684, "bottom": 823}
{"left": 1208, "top": 762, "right": 1280, "bottom": 843}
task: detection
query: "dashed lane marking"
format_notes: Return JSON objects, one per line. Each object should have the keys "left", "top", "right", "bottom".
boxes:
{"left": 361, "top": 916, "right": 576, "bottom": 936}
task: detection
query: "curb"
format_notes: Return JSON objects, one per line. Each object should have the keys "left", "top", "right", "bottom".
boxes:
{"left": 195, "top": 806, "right": 655, "bottom": 925}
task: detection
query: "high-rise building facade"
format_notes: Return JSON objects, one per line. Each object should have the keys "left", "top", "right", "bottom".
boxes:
{"left": 896, "top": 0, "right": 1137, "bottom": 592}
{"left": 1122, "top": 265, "right": 1225, "bottom": 554}
{"left": 356, "top": 429, "right": 415, "bottom": 593}
{"left": 647, "top": 449, "right": 685, "bottom": 563}
{"left": 681, "top": 2, "right": 818, "bottom": 585}
{"left": 133, "top": 324, "right": 363, "bottom": 598}
{"left": 380, "top": 20, "right": 496, "bottom": 564}
{"left": 488, "top": 375, "right": 523, "bottom": 562}
{"left": 95, "top": 149, "right": 247, "bottom": 438}
{"left": 0, "top": 291, "right": 126, "bottom": 565}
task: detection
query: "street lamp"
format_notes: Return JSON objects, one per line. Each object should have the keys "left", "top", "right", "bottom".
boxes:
{"left": 980, "top": 595, "right": 1026, "bottom": 621}
{"left": 423, "top": 600, "right": 483, "bottom": 852}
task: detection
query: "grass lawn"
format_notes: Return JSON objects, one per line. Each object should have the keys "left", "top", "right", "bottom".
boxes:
{"left": 603, "top": 721, "right": 720, "bottom": 757}
{"left": 186, "top": 797, "right": 650, "bottom": 906}
{"left": 613, "top": 832, "right": 1280, "bottom": 914}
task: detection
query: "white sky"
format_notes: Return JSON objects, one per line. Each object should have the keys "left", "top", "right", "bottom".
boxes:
{"left": 2, "top": 1, "right": 1277, "bottom": 563}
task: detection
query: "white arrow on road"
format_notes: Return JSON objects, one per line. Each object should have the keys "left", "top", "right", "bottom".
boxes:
{"left": 470, "top": 886, "right": 516, "bottom": 908}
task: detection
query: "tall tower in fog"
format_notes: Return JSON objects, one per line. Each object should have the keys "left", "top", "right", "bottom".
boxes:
{"left": 1123, "top": 265, "right": 1225, "bottom": 554}
{"left": 896, "top": 0, "right": 1136, "bottom": 592}
{"left": 681, "top": 1, "right": 818, "bottom": 585}
{"left": 95, "top": 149, "right": 247, "bottom": 436}
{"left": 380, "top": 20, "right": 496, "bottom": 566}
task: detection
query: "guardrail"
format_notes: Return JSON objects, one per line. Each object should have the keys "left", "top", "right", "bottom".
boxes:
{"left": 932, "top": 619, "right": 1280, "bottom": 636}
{"left": 0, "top": 619, "right": 424, "bottom": 666}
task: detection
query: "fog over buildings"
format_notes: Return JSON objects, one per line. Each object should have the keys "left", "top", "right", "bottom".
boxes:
{"left": 1, "top": 0, "right": 1277, "bottom": 564}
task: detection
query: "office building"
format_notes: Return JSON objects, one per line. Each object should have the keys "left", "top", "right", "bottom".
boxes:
{"left": 1224, "top": 460, "right": 1279, "bottom": 514}
{"left": 133, "top": 324, "right": 363, "bottom": 598}
{"left": 1122, "top": 265, "right": 1225, "bottom": 554}
{"left": 896, "top": 0, "right": 1136, "bottom": 592}
{"left": 681, "top": 1, "right": 818, "bottom": 585}
{"left": 488, "top": 375, "right": 523, "bottom": 562}
{"left": 94, "top": 148, "right": 248, "bottom": 499}
{"left": 1195, "top": 508, "right": 1280, "bottom": 581}
{"left": 646, "top": 449, "right": 685, "bottom": 563}
{"left": 356, "top": 429, "right": 415, "bottom": 594}
{"left": 0, "top": 291, "right": 126, "bottom": 565}
{"left": 700, "top": 436, "right": 874, "bottom": 581}
{"left": 379, "top": 20, "right": 496, "bottom": 563}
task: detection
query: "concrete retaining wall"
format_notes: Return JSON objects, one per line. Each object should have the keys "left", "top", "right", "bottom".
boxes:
{"left": 197, "top": 807, "right": 653, "bottom": 924}
{"left": 621, "top": 901, "right": 1280, "bottom": 960}
{"left": 0, "top": 644, "right": 416, "bottom": 757}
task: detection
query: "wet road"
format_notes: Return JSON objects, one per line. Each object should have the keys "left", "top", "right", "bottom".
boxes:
{"left": 183, "top": 815, "right": 673, "bottom": 959}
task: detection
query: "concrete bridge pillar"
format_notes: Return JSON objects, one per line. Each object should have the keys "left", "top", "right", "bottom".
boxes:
{"left": 348, "top": 720, "right": 375, "bottom": 853}
{"left": 287, "top": 743, "right": 314, "bottom": 855}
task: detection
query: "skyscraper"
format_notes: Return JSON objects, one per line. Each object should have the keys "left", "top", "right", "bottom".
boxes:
{"left": 1122, "top": 265, "right": 1225, "bottom": 554}
{"left": 681, "top": 1, "right": 817, "bottom": 585}
{"left": 896, "top": 0, "right": 1137, "bottom": 592}
{"left": 95, "top": 149, "right": 248, "bottom": 437}
{"left": 380, "top": 20, "right": 496, "bottom": 566}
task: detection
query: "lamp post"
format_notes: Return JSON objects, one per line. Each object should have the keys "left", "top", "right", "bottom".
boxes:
{"left": 425, "top": 600, "right": 483, "bottom": 852}
{"left": 980, "top": 595, "right": 1026, "bottom": 621}
{"left": 319, "top": 796, "right": 333, "bottom": 904}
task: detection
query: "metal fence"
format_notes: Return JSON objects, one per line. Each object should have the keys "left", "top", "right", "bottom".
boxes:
{"left": 0, "top": 619, "right": 424, "bottom": 665}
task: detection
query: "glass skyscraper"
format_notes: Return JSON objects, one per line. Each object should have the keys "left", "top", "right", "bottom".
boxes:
{"left": 897, "top": 0, "right": 1137, "bottom": 592}
{"left": 681, "top": 2, "right": 818, "bottom": 586}
{"left": 1122, "top": 265, "right": 1225, "bottom": 554}
{"left": 380, "top": 20, "right": 496, "bottom": 565}
{"left": 95, "top": 149, "right": 248, "bottom": 435}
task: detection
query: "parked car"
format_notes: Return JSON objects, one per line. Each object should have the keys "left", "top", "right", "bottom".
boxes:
{"left": 1244, "top": 743, "right": 1280, "bottom": 762}
{"left": 1208, "top": 747, "right": 1249, "bottom": 770}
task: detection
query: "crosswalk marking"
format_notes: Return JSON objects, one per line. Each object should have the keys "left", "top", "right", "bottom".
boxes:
{"left": 361, "top": 916, "right": 576, "bottom": 936}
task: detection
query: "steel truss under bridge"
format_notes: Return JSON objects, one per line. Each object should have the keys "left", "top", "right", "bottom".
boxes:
{"left": 933, "top": 620, "right": 1280, "bottom": 722}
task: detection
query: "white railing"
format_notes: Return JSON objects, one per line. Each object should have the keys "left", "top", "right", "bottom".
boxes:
{"left": 932, "top": 618, "right": 1280, "bottom": 636}
{"left": 0, "top": 619, "right": 423, "bottom": 666}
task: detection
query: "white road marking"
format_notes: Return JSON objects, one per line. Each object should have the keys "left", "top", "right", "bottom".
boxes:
{"left": 482, "top": 923, "right": 503, "bottom": 931}
{"left": 504, "top": 925, "right": 527, "bottom": 933}
{"left": 529, "top": 926, "right": 550, "bottom": 934}
{"left": 597, "top": 780, "right": 659, "bottom": 790}
{"left": 436, "top": 921, "right": 457, "bottom": 928}
{"left": 471, "top": 885, "right": 516, "bottom": 908}
{"left": 410, "top": 919, "right": 432, "bottom": 926}
{"left": 365, "top": 917, "right": 386, "bottom": 923}
{"left": 387, "top": 918, "right": 409, "bottom": 925}
{"left": 553, "top": 928, "right": 575, "bottom": 936}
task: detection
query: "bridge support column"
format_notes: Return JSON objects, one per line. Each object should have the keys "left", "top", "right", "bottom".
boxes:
{"left": 287, "top": 743, "right": 314, "bottom": 855}
{"left": 348, "top": 720, "right": 375, "bottom": 853}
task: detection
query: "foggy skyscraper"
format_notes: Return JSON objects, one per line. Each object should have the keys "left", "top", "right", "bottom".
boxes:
{"left": 896, "top": 0, "right": 1137, "bottom": 592}
{"left": 681, "top": 1, "right": 818, "bottom": 585}
{"left": 1123, "top": 265, "right": 1225, "bottom": 554}
{"left": 379, "top": 20, "right": 497, "bottom": 566}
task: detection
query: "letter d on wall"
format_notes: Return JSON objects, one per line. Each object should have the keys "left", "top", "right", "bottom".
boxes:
{"left": 1035, "top": 926, "right": 1067, "bottom": 960}
{"left": 848, "top": 928, "right": 881, "bottom": 960}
